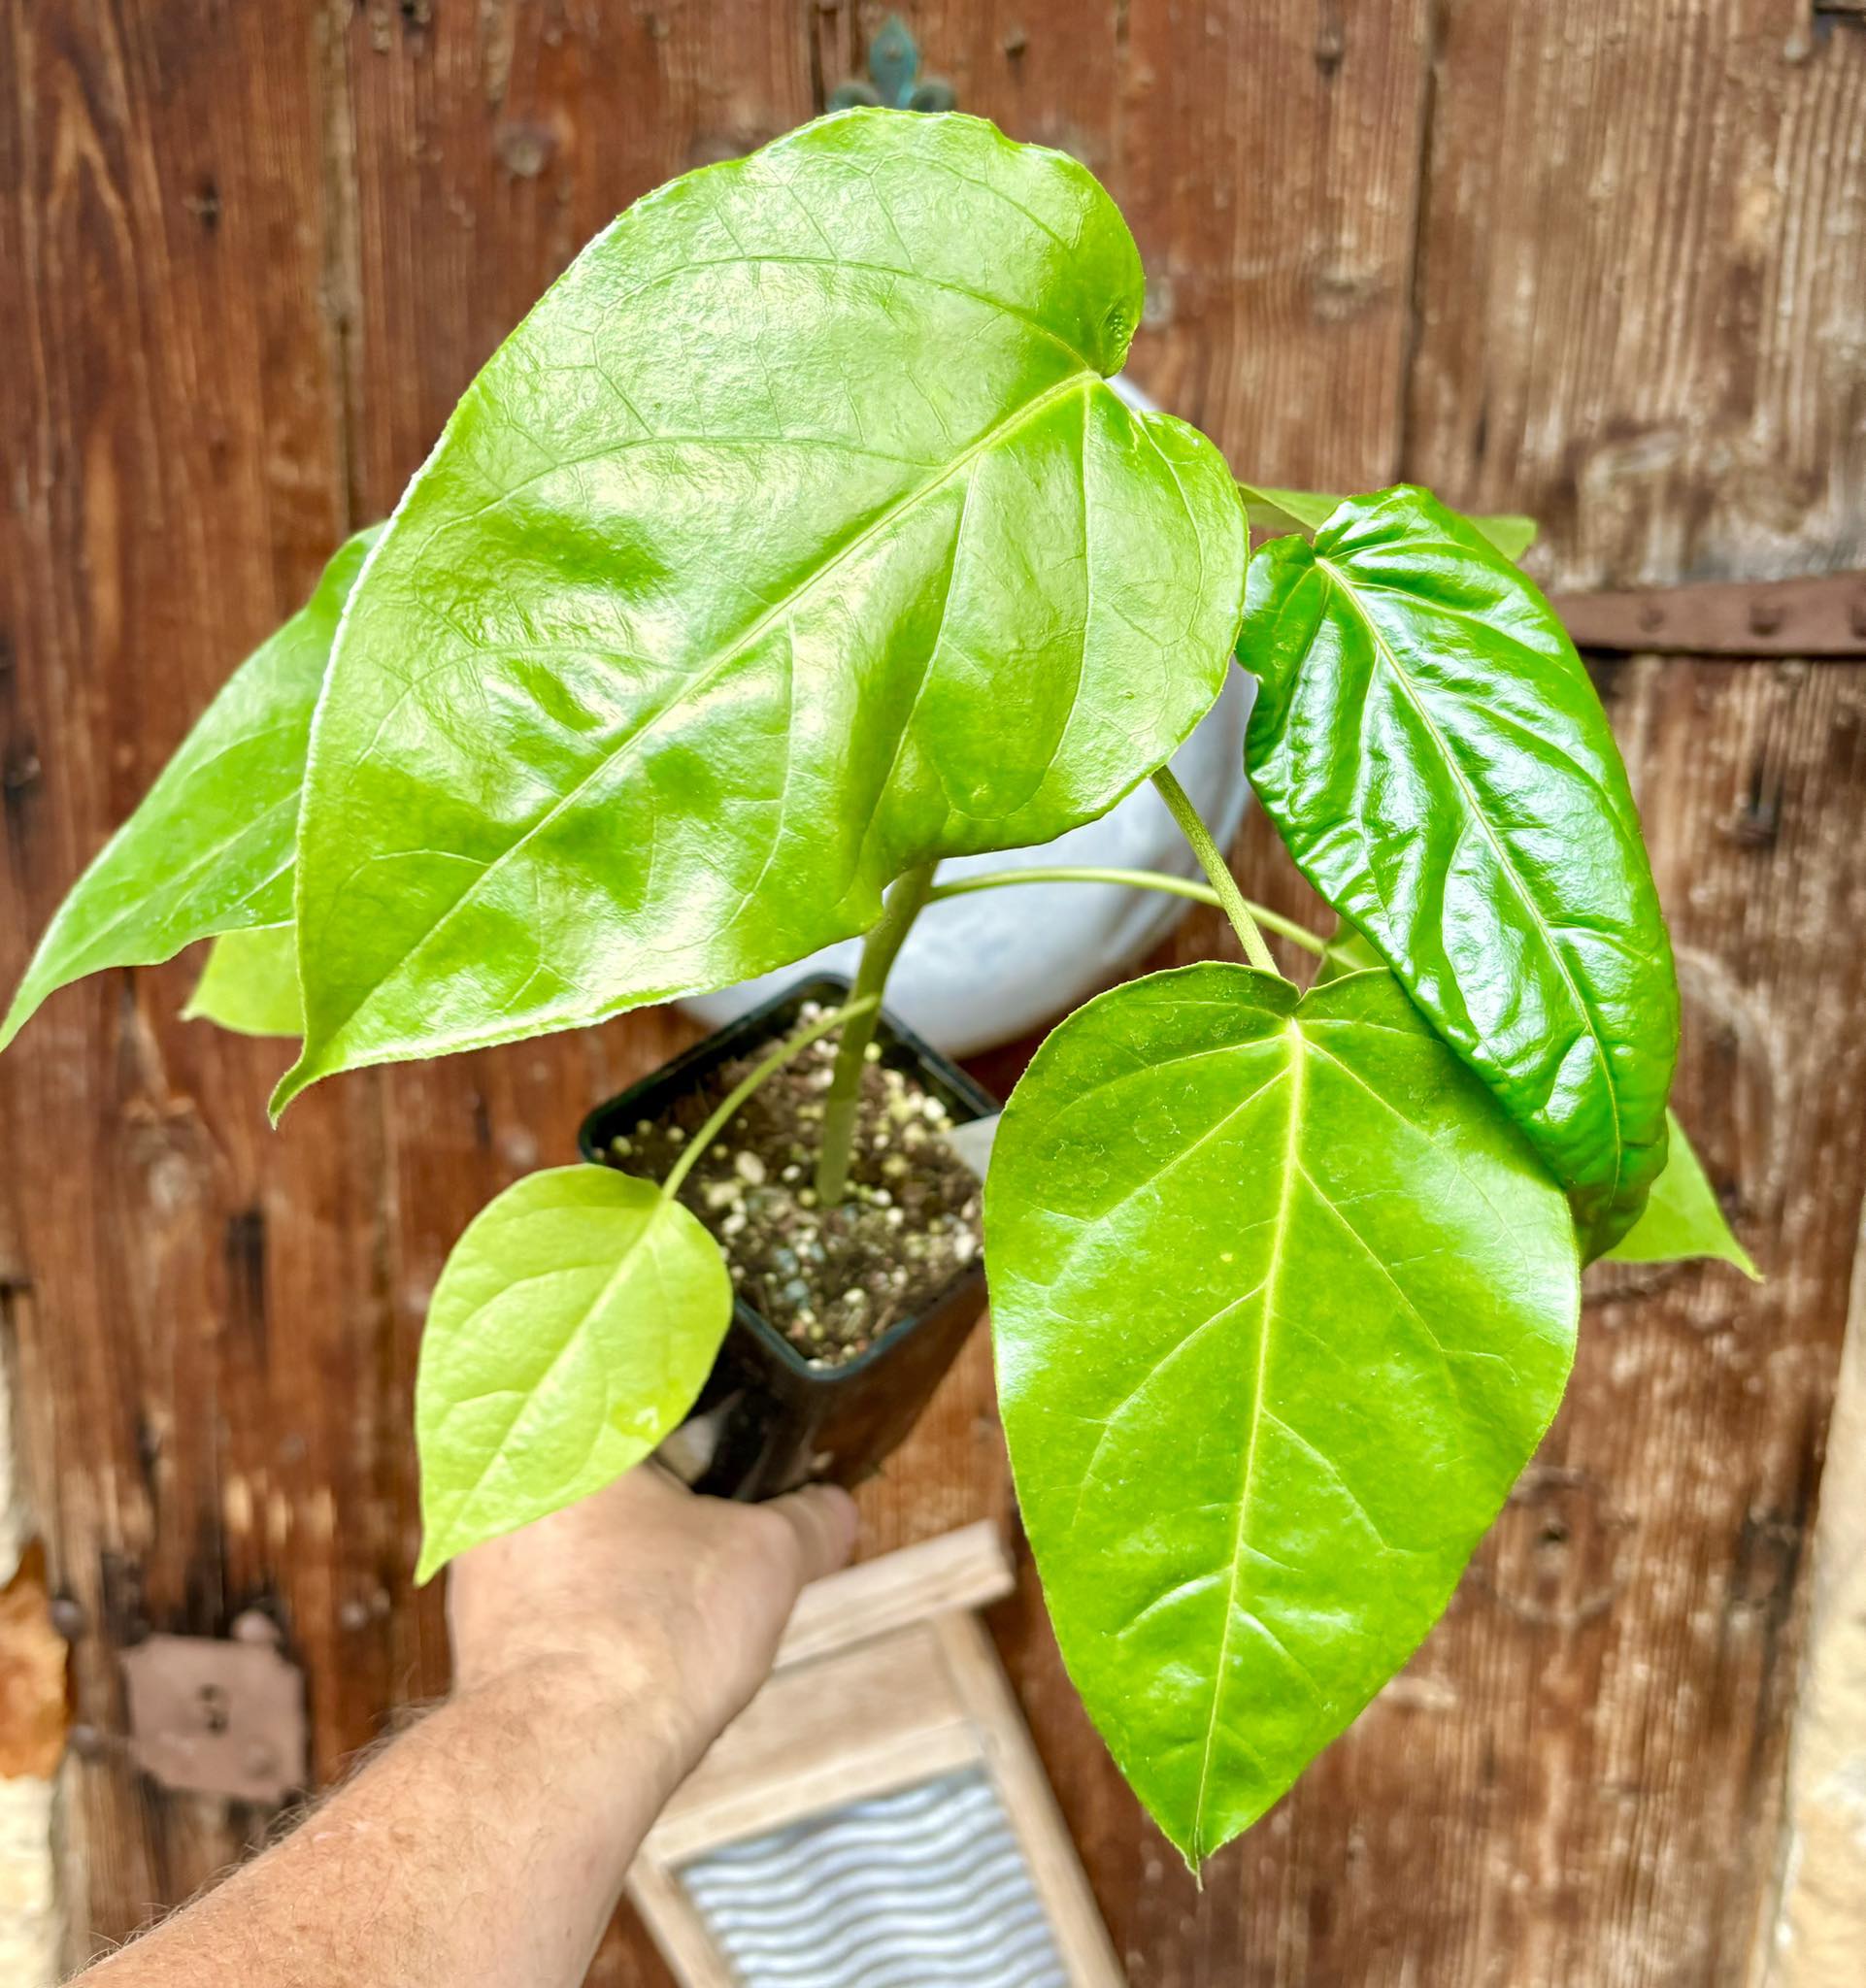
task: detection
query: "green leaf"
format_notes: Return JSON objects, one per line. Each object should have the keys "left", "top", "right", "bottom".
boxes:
{"left": 415, "top": 1166, "right": 731, "bottom": 1582}
{"left": 1240, "top": 486, "right": 1677, "bottom": 1256}
{"left": 985, "top": 962, "right": 1579, "bottom": 1864}
{"left": 0, "top": 529, "right": 378, "bottom": 1054}
{"left": 1468, "top": 514, "right": 1538, "bottom": 563}
{"left": 1316, "top": 923, "right": 1384, "bottom": 983}
{"left": 1238, "top": 486, "right": 1345, "bottom": 538}
{"left": 1239, "top": 484, "right": 1536, "bottom": 562}
{"left": 277, "top": 109, "right": 1246, "bottom": 1112}
{"left": 183, "top": 924, "right": 303, "bottom": 1038}
{"left": 1604, "top": 1109, "right": 1760, "bottom": 1279}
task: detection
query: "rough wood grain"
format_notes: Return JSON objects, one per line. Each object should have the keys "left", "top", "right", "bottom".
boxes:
{"left": 1406, "top": 0, "right": 1866, "bottom": 592}
{"left": 0, "top": 0, "right": 377, "bottom": 1961}
{"left": 4, "top": 5, "right": 1866, "bottom": 1986}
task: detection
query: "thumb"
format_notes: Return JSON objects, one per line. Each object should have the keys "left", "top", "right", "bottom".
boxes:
{"left": 762, "top": 1482, "right": 859, "bottom": 1588}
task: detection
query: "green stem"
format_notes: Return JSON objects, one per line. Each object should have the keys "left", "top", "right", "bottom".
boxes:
{"left": 661, "top": 993, "right": 880, "bottom": 1204}
{"left": 1150, "top": 767, "right": 1281, "bottom": 975}
{"left": 928, "top": 865, "right": 1325, "bottom": 957}
{"left": 814, "top": 861, "right": 938, "bottom": 1205}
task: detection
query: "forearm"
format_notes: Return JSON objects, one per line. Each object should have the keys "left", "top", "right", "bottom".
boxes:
{"left": 86, "top": 1658, "right": 691, "bottom": 1988}
{"left": 78, "top": 1469, "right": 853, "bottom": 1988}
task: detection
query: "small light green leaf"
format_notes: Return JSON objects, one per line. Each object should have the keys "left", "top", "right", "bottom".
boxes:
{"left": 1605, "top": 1109, "right": 1760, "bottom": 1279}
{"left": 279, "top": 109, "right": 1247, "bottom": 1111}
{"left": 1238, "top": 486, "right": 1345, "bottom": 538}
{"left": 1316, "top": 923, "right": 1384, "bottom": 983}
{"left": 416, "top": 1166, "right": 731, "bottom": 1583}
{"left": 1239, "top": 484, "right": 1536, "bottom": 562}
{"left": 1240, "top": 486, "right": 1678, "bottom": 1256}
{"left": 183, "top": 925, "right": 304, "bottom": 1038}
{"left": 985, "top": 962, "right": 1579, "bottom": 1865}
{"left": 0, "top": 529, "right": 378, "bottom": 1055}
{"left": 1468, "top": 514, "right": 1538, "bottom": 563}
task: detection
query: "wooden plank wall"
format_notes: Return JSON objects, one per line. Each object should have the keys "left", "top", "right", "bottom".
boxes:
{"left": 2, "top": 4, "right": 1863, "bottom": 1983}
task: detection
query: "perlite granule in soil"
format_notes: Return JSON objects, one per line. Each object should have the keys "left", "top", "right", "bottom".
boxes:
{"left": 615, "top": 1005, "right": 983, "bottom": 1367}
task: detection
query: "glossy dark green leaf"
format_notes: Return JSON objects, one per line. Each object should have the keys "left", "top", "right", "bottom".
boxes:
{"left": 415, "top": 1165, "right": 731, "bottom": 1581}
{"left": 986, "top": 962, "right": 1579, "bottom": 1864}
{"left": 1239, "top": 484, "right": 1535, "bottom": 561}
{"left": 0, "top": 530, "right": 377, "bottom": 1054}
{"left": 183, "top": 925, "right": 303, "bottom": 1038}
{"left": 1240, "top": 486, "right": 1678, "bottom": 1255}
{"left": 277, "top": 110, "right": 1247, "bottom": 1111}
{"left": 1604, "top": 1109, "right": 1759, "bottom": 1278}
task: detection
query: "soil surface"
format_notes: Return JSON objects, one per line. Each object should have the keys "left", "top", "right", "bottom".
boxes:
{"left": 612, "top": 1003, "right": 984, "bottom": 1367}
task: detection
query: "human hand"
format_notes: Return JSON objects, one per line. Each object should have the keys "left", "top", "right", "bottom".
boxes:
{"left": 447, "top": 1464, "right": 857, "bottom": 1785}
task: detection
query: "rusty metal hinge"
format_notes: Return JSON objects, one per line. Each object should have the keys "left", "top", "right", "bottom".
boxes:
{"left": 1550, "top": 570, "right": 1866, "bottom": 658}
{"left": 120, "top": 1612, "right": 307, "bottom": 1805}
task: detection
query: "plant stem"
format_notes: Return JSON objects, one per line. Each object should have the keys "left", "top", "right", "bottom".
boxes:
{"left": 928, "top": 865, "right": 1326, "bottom": 957}
{"left": 1150, "top": 766, "right": 1280, "bottom": 975}
{"left": 660, "top": 993, "right": 880, "bottom": 1204}
{"left": 814, "top": 860, "right": 939, "bottom": 1205}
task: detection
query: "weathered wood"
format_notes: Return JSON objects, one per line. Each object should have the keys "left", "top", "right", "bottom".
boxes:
{"left": 1406, "top": 0, "right": 1866, "bottom": 593}
{"left": 0, "top": 0, "right": 372, "bottom": 1960}
{"left": 4, "top": 5, "right": 1866, "bottom": 1986}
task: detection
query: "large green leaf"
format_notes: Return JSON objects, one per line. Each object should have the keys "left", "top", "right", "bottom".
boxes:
{"left": 278, "top": 109, "right": 1247, "bottom": 1111}
{"left": 1605, "top": 1109, "right": 1759, "bottom": 1278}
{"left": 0, "top": 529, "right": 378, "bottom": 1054}
{"left": 1239, "top": 484, "right": 1535, "bottom": 562}
{"left": 183, "top": 924, "right": 303, "bottom": 1038}
{"left": 985, "top": 962, "right": 1578, "bottom": 1864}
{"left": 415, "top": 1166, "right": 731, "bottom": 1582}
{"left": 1240, "top": 486, "right": 1678, "bottom": 1256}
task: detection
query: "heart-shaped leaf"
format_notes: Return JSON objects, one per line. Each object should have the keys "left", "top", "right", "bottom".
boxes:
{"left": 278, "top": 109, "right": 1247, "bottom": 1111}
{"left": 985, "top": 962, "right": 1579, "bottom": 1864}
{"left": 1240, "top": 486, "right": 1677, "bottom": 1255}
{"left": 184, "top": 924, "right": 303, "bottom": 1038}
{"left": 0, "top": 528, "right": 377, "bottom": 1054}
{"left": 1238, "top": 484, "right": 1535, "bottom": 561}
{"left": 415, "top": 1166, "right": 731, "bottom": 1582}
{"left": 1604, "top": 1109, "right": 1759, "bottom": 1278}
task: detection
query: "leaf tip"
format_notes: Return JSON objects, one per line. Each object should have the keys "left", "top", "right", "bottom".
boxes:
{"left": 267, "top": 1059, "right": 314, "bottom": 1124}
{"left": 0, "top": 965, "right": 50, "bottom": 1058}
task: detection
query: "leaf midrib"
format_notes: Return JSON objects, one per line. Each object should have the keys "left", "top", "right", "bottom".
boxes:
{"left": 1313, "top": 555, "right": 1625, "bottom": 1205}
{"left": 302, "top": 365, "right": 1100, "bottom": 1071}
{"left": 1189, "top": 1019, "right": 1305, "bottom": 1854}
{"left": 430, "top": 1189, "right": 684, "bottom": 1548}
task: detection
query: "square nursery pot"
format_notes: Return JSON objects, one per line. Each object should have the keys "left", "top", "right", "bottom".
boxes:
{"left": 580, "top": 973, "right": 997, "bottom": 1503}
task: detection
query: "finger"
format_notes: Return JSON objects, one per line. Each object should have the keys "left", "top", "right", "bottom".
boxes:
{"left": 763, "top": 1483, "right": 858, "bottom": 1586}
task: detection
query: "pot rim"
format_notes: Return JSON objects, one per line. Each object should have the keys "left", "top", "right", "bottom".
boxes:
{"left": 579, "top": 971, "right": 996, "bottom": 1384}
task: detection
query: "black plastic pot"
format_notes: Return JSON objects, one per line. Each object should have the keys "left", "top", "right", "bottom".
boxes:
{"left": 579, "top": 973, "right": 997, "bottom": 1503}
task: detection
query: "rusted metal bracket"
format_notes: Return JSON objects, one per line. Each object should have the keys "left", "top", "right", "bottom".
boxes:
{"left": 120, "top": 1611, "right": 307, "bottom": 1805}
{"left": 1550, "top": 571, "right": 1866, "bottom": 657}
{"left": 827, "top": 16, "right": 956, "bottom": 114}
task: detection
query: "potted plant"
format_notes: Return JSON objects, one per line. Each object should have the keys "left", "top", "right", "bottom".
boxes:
{"left": 1, "top": 109, "right": 1756, "bottom": 1867}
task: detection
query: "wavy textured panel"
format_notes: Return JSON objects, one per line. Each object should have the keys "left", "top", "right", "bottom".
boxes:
{"left": 678, "top": 1771, "right": 1067, "bottom": 1987}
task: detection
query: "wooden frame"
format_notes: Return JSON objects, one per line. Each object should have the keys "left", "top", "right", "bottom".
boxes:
{"left": 626, "top": 1522, "right": 1124, "bottom": 1988}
